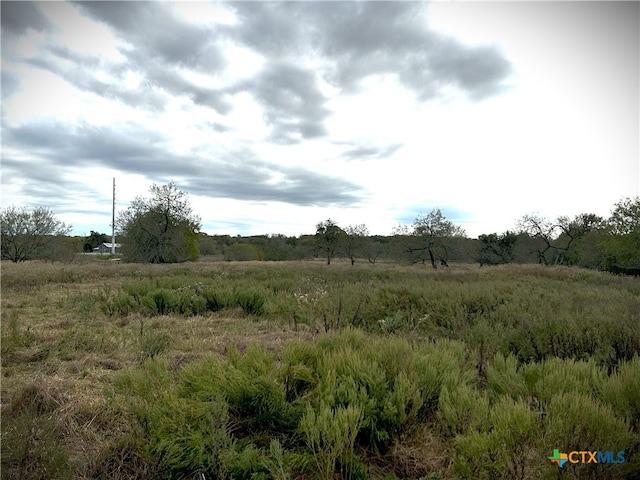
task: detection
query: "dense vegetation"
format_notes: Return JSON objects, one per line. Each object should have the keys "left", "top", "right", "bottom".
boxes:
{"left": 2, "top": 259, "right": 639, "bottom": 479}
{"left": 3, "top": 196, "right": 639, "bottom": 273}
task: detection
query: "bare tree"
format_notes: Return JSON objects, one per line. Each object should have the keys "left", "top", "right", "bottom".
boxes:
{"left": 0, "top": 206, "right": 71, "bottom": 262}
{"left": 518, "top": 213, "right": 604, "bottom": 265}
{"left": 361, "top": 235, "right": 388, "bottom": 264}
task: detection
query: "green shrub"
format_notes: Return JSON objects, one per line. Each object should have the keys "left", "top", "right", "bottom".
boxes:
{"left": 148, "top": 396, "right": 232, "bottom": 479}
{"left": 1, "top": 413, "right": 72, "bottom": 480}
{"left": 454, "top": 397, "right": 538, "bottom": 480}
{"left": 438, "top": 384, "right": 489, "bottom": 436}
{"left": 541, "top": 390, "right": 639, "bottom": 480}
{"left": 520, "top": 357, "right": 604, "bottom": 405}
{"left": 202, "top": 287, "right": 231, "bottom": 312}
{"left": 102, "top": 292, "right": 138, "bottom": 316}
{"left": 233, "top": 288, "right": 266, "bottom": 315}
{"left": 221, "top": 444, "right": 270, "bottom": 480}
{"left": 224, "top": 243, "right": 264, "bottom": 261}
{"left": 263, "top": 439, "right": 291, "bottom": 480}
{"left": 299, "top": 403, "right": 363, "bottom": 480}
{"left": 314, "top": 343, "right": 420, "bottom": 450}
{"left": 114, "top": 359, "right": 233, "bottom": 479}
{"left": 280, "top": 341, "right": 320, "bottom": 402}
{"left": 486, "top": 352, "right": 527, "bottom": 401}
{"left": 545, "top": 392, "right": 635, "bottom": 450}
{"left": 140, "top": 330, "right": 172, "bottom": 360}
{"left": 602, "top": 356, "right": 640, "bottom": 431}
{"left": 414, "top": 339, "right": 476, "bottom": 416}
{"left": 182, "top": 345, "right": 293, "bottom": 433}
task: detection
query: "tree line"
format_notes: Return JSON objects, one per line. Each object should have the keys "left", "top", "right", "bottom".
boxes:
{"left": 2, "top": 182, "right": 639, "bottom": 273}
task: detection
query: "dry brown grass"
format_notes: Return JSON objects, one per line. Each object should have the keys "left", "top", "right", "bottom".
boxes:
{"left": 385, "top": 423, "right": 454, "bottom": 479}
{"left": 1, "top": 259, "right": 320, "bottom": 479}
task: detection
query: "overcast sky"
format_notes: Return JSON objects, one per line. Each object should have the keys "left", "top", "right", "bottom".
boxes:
{"left": 2, "top": 1, "right": 638, "bottom": 239}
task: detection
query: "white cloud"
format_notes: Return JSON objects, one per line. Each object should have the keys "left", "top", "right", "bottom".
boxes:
{"left": 3, "top": 66, "right": 82, "bottom": 124}
{"left": 1, "top": 1, "right": 637, "bottom": 240}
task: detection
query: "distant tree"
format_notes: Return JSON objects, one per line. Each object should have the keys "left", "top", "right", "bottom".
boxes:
{"left": 196, "top": 232, "right": 221, "bottom": 257}
{"left": 362, "top": 235, "right": 389, "bottom": 264}
{"left": 478, "top": 231, "right": 518, "bottom": 266}
{"left": 608, "top": 196, "right": 640, "bottom": 235}
{"left": 0, "top": 206, "right": 72, "bottom": 262}
{"left": 316, "top": 219, "right": 343, "bottom": 265}
{"left": 224, "top": 243, "right": 263, "bottom": 261}
{"left": 603, "top": 197, "right": 640, "bottom": 268}
{"left": 411, "top": 209, "right": 467, "bottom": 269}
{"left": 518, "top": 213, "right": 605, "bottom": 266}
{"left": 517, "top": 214, "right": 559, "bottom": 265}
{"left": 343, "top": 224, "right": 369, "bottom": 265}
{"left": 83, "top": 230, "right": 109, "bottom": 252}
{"left": 557, "top": 213, "right": 605, "bottom": 266}
{"left": 118, "top": 181, "right": 201, "bottom": 263}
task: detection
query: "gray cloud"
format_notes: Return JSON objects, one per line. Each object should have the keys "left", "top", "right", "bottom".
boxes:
{"left": 3, "top": 119, "right": 363, "bottom": 207}
{"left": 5, "top": 1, "right": 512, "bottom": 141}
{"left": 228, "top": 1, "right": 513, "bottom": 101}
{"left": 184, "top": 148, "right": 362, "bottom": 206}
{"left": 1, "top": 70, "right": 20, "bottom": 99}
{"left": 340, "top": 143, "right": 404, "bottom": 161}
{"left": 229, "top": 62, "right": 330, "bottom": 144}
{"left": 1, "top": 1, "right": 51, "bottom": 37}
{"left": 69, "top": 1, "right": 231, "bottom": 113}
{"left": 74, "top": 1, "right": 226, "bottom": 72}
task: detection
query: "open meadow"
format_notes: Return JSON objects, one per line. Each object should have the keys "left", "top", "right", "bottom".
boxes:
{"left": 1, "top": 259, "right": 639, "bottom": 480}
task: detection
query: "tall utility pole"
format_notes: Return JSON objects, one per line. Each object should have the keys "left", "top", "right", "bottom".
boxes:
{"left": 111, "top": 178, "right": 116, "bottom": 254}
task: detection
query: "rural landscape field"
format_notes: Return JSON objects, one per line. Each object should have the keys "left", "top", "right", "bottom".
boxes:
{"left": 2, "top": 2, "right": 638, "bottom": 478}
{"left": 2, "top": 258, "right": 639, "bottom": 479}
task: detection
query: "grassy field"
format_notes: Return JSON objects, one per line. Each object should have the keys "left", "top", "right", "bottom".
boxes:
{"left": 1, "top": 258, "right": 639, "bottom": 479}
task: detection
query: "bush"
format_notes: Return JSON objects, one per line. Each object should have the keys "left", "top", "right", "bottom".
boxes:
{"left": 114, "top": 359, "right": 232, "bottom": 479}
{"left": 233, "top": 288, "right": 266, "bottom": 315}
{"left": 486, "top": 352, "right": 527, "bottom": 401}
{"left": 602, "top": 356, "right": 640, "bottom": 431}
{"left": 224, "top": 243, "right": 264, "bottom": 261}
{"left": 454, "top": 397, "right": 539, "bottom": 479}
{"left": 299, "top": 403, "right": 364, "bottom": 480}
{"left": 520, "top": 357, "right": 604, "bottom": 405}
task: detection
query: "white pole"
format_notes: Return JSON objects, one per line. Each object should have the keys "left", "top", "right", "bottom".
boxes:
{"left": 111, "top": 178, "right": 116, "bottom": 254}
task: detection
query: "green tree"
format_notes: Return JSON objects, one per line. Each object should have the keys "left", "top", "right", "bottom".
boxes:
{"left": 556, "top": 213, "right": 605, "bottom": 267}
{"left": 518, "top": 213, "right": 605, "bottom": 266}
{"left": 603, "top": 196, "right": 640, "bottom": 269}
{"left": 411, "top": 209, "right": 467, "bottom": 269}
{"left": 343, "top": 224, "right": 368, "bottom": 265}
{"left": 478, "top": 231, "right": 517, "bottom": 266}
{"left": 118, "top": 182, "right": 201, "bottom": 263}
{"left": 0, "top": 206, "right": 71, "bottom": 262}
{"left": 224, "top": 243, "right": 264, "bottom": 261}
{"left": 316, "top": 219, "right": 343, "bottom": 265}
{"left": 361, "top": 235, "right": 389, "bottom": 264}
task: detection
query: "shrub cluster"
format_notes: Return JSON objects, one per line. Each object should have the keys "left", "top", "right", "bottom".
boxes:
{"left": 101, "top": 277, "right": 266, "bottom": 317}
{"left": 97, "top": 266, "right": 640, "bottom": 370}
{"left": 107, "top": 330, "right": 640, "bottom": 479}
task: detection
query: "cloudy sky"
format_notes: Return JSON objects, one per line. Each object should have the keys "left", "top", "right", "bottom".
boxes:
{"left": 2, "top": 1, "right": 638, "bottom": 239}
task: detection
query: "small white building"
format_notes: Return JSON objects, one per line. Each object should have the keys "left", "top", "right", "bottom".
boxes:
{"left": 94, "top": 243, "right": 121, "bottom": 254}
